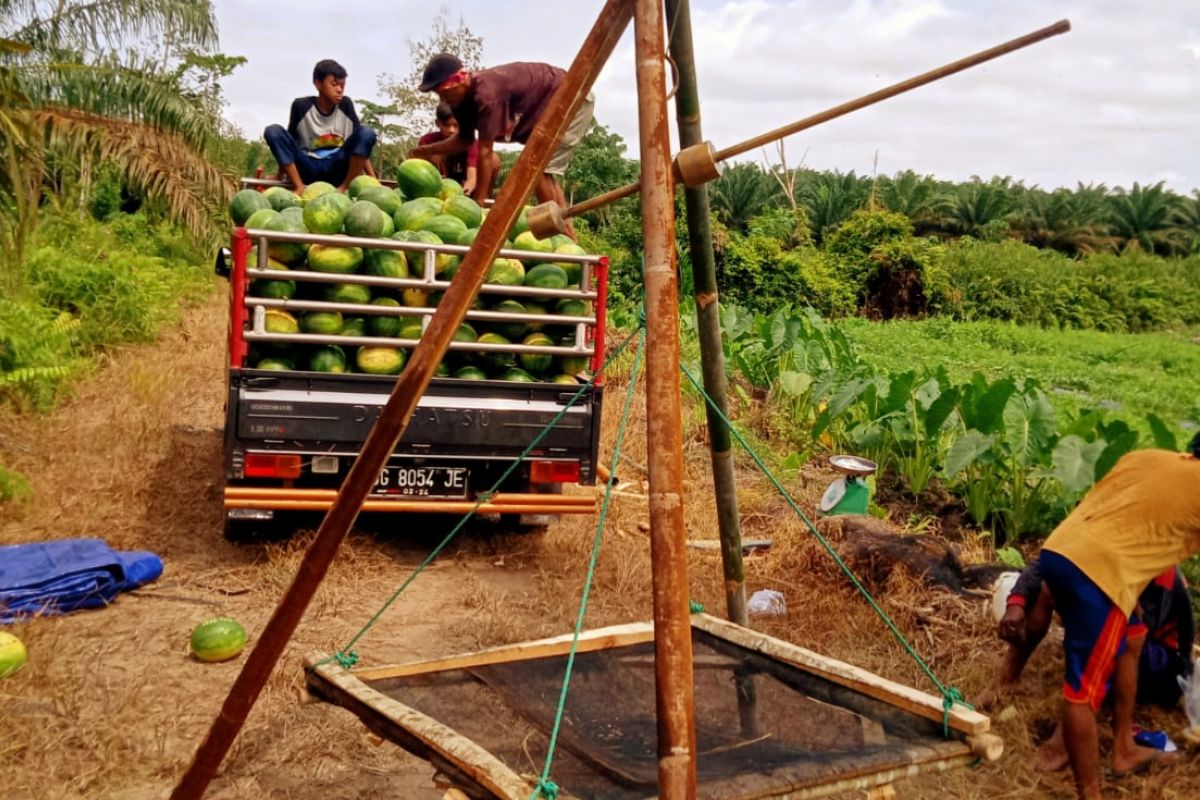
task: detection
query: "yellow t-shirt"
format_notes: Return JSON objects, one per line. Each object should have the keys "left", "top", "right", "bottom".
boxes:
{"left": 1043, "top": 449, "right": 1200, "bottom": 615}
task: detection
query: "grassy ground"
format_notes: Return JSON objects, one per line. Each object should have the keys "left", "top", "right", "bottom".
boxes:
{"left": 842, "top": 317, "right": 1200, "bottom": 432}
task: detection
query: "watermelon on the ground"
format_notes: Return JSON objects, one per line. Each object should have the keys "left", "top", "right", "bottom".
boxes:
{"left": 349, "top": 174, "right": 382, "bottom": 198}
{"left": 321, "top": 283, "right": 372, "bottom": 305}
{"left": 420, "top": 214, "right": 469, "bottom": 245}
{"left": 524, "top": 263, "right": 569, "bottom": 290}
{"left": 263, "top": 308, "right": 300, "bottom": 334}
{"left": 301, "top": 181, "right": 337, "bottom": 204}
{"left": 343, "top": 200, "right": 388, "bottom": 238}
{"left": 304, "top": 192, "right": 349, "bottom": 235}
{"left": 393, "top": 197, "right": 444, "bottom": 232}
{"left": 491, "top": 299, "right": 528, "bottom": 340}
{"left": 307, "top": 244, "right": 363, "bottom": 273}
{"left": 364, "top": 247, "right": 408, "bottom": 279}
{"left": 485, "top": 258, "right": 525, "bottom": 286}
{"left": 0, "top": 631, "right": 27, "bottom": 678}
{"left": 356, "top": 346, "right": 406, "bottom": 374}
{"left": 243, "top": 207, "right": 279, "bottom": 230}
{"left": 264, "top": 185, "right": 302, "bottom": 211}
{"left": 190, "top": 618, "right": 247, "bottom": 663}
{"left": 300, "top": 311, "right": 344, "bottom": 335}
{"left": 519, "top": 332, "right": 555, "bottom": 374}
{"left": 368, "top": 297, "right": 403, "bottom": 336}
{"left": 443, "top": 195, "right": 483, "bottom": 228}
{"left": 395, "top": 158, "right": 443, "bottom": 199}
{"left": 230, "top": 189, "right": 271, "bottom": 225}
{"left": 264, "top": 209, "right": 309, "bottom": 264}
{"left": 308, "top": 345, "right": 347, "bottom": 372}
{"left": 358, "top": 185, "right": 402, "bottom": 217}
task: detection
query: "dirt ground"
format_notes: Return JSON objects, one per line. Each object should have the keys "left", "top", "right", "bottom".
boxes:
{"left": 1, "top": 290, "right": 1197, "bottom": 799}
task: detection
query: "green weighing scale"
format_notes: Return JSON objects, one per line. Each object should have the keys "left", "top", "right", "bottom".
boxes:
{"left": 818, "top": 455, "right": 878, "bottom": 516}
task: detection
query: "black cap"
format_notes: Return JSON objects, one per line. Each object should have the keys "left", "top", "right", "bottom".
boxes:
{"left": 419, "top": 53, "right": 464, "bottom": 92}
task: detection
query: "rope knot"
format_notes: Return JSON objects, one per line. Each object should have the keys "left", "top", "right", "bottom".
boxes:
{"left": 941, "top": 686, "right": 973, "bottom": 737}
{"left": 534, "top": 778, "right": 560, "bottom": 799}
{"left": 334, "top": 649, "right": 359, "bottom": 669}
{"left": 688, "top": 600, "right": 705, "bottom": 614}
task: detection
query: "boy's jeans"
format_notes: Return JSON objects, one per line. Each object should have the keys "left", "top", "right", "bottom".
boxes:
{"left": 263, "top": 125, "right": 376, "bottom": 185}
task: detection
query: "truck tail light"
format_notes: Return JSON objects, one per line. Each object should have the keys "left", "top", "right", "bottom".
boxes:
{"left": 530, "top": 460, "right": 581, "bottom": 484}
{"left": 244, "top": 454, "right": 302, "bottom": 479}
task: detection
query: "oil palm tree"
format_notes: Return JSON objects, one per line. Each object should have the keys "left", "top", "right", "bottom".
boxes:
{"left": 876, "top": 170, "right": 950, "bottom": 236}
{"left": 708, "top": 162, "right": 782, "bottom": 231}
{"left": 1, "top": 0, "right": 232, "bottom": 295}
{"left": 1010, "top": 184, "right": 1113, "bottom": 255}
{"left": 1105, "top": 181, "right": 1188, "bottom": 255}
{"left": 797, "top": 169, "right": 870, "bottom": 245}
{"left": 944, "top": 176, "right": 1018, "bottom": 240}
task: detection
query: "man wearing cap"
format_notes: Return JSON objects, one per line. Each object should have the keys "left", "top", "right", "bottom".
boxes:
{"left": 409, "top": 54, "right": 594, "bottom": 231}
{"left": 1032, "top": 433, "right": 1200, "bottom": 799}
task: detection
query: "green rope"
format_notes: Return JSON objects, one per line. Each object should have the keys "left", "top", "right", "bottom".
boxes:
{"left": 530, "top": 335, "right": 646, "bottom": 800}
{"left": 681, "top": 365, "right": 973, "bottom": 737}
{"left": 317, "top": 326, "right": 645, "bottom": 668}
{"left": 689, "top": 600, "right": 705, "bottom": 614}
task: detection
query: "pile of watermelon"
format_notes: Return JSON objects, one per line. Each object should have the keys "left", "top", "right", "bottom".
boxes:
{"left": 229, "top": 159, "right": 593, "bottom": 383}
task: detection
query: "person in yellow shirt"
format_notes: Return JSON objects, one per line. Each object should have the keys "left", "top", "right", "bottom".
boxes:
{"left": 1040, "top": 433, "right": 1200, "bottom": 800}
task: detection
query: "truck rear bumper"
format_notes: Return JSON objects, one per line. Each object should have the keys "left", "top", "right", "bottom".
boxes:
{"left": 224, "top": 486, "right": 597, "bottom": 515}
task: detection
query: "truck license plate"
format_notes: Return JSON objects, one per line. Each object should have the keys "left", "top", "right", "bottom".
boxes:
{"left": 372, "top": 466, "right": 469, "bottom": 498}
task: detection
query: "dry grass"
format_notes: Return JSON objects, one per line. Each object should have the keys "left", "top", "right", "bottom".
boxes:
{"left": 1, "top": 293, "right": 1197, "bottom": 799}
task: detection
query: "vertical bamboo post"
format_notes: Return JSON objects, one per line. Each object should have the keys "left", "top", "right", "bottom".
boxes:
{"left": 167, "top": 3, "right": 636, "bottom": 798}
{"left": 633, "top": 0, "right": 698, "bottom": 796}
{"left": 663, "top": 0, "right": 748, "bottom": 627}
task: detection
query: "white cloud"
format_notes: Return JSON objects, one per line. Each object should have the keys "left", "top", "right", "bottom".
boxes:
{"left": 212, "top": 0, "right": 1200, "bottom": 193}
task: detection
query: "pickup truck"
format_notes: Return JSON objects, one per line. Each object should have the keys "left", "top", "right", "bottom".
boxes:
{"left": 217, "top": 204, "right": 608, "bottom": 540}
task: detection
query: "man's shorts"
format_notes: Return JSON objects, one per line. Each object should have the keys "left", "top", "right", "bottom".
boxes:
{"left": 1040, "top": 550, "right": 1135, "bottom": 711}
{"left": 545, "top": 92, "right": 595, "bottom": 176}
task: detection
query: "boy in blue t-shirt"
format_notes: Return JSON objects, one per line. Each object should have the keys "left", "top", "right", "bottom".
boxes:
{"left": 263, "top": 59, "right": 377, "bottom": 195}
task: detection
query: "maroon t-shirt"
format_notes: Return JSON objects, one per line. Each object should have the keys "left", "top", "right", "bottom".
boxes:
{"left": 452, "top": 62, "right": 564, "bottom": 146}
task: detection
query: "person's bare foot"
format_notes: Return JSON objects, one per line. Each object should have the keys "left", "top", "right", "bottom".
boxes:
{"left": 1033, "top": 723, "right": 1069, "bottom": 773}
{"left": 1111, "top": 743, "right": 1173, "bottom": 776}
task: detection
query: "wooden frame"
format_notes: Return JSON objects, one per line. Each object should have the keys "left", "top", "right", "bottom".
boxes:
{"left": 305, "top": 614, "right": 1000, "bottom": 800}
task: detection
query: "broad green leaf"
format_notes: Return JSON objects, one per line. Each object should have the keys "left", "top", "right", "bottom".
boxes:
{"left": 963, "top": 376, "right": 1017, "bottom": 434}
{"left": 777, "top": 370, "right": 813, "bottom": 398}
{"left": 1146, "top": 414, "right": 1178, "bottom": 451}
{"left": 1096, "top": 430, "right": 1139, "bottom": 480}
{"left": 1003, "top": 388, "right": 1056, "bottom": 467}
{"left": 1051, "top": 435, "right": 1107, "bottom": 494}
{"left": 924, "top": 386, "right": 960, "bottom": 436}
{"left": 915, "top": 377, "right": 941, "bottom": 410}
{"left": 996, "top": 546, "right": 1026, "bottom": 569}
{"left": 945, "top": 430, "right": 995, "bottom": 478}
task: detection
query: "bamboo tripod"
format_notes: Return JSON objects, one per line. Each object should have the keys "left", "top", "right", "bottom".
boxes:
{"left": 170, "top": 4, "right": 1070, "bottom": 798}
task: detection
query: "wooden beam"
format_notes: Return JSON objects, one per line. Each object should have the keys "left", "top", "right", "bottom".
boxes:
{"left": 690, "top": 613, "right": 991, "bottom": 736}
{"left": 339, "top": 621, "right": 656, "bottom": 682}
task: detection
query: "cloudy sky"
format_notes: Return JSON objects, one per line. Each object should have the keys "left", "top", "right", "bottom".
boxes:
{"left": 211, "top": 1, "right": 1200, "bottom": 193}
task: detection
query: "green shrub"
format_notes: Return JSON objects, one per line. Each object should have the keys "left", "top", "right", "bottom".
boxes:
{"left": 0, "top": 464, "right": 30, "bottom": 503}
{"left": 0, "top": 299, "right": 88, "bottom": 411}
{"left": 718, "top": 232, "right": 853, "bottom": 316}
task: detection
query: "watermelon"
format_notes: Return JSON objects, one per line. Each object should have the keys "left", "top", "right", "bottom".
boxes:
{"left": 491, "top": 299, "right": 529, "bottom": 340}
{"left": 264, "top": 185, "right": 302, "bottom": 211}
{"left": 402, "top": 288, "right": 431, "bottom": 307}
{"left": 364, "top": 247, "right": 408, "bottom": 279}
{"left": 343, "top": 200, "right": 388, "bottom": 238}
{"left": 558, "top": 354, "right": 590, "bottom": 375}
{"left": 251, "top": 260, "right": 295, "bottom": 300}
{"left": 356, "top": 346, "right": 406, "bottom": 375}
{"left": 524, "top": 263, "right": 569, "bottom": 290}
{"left": 359, "top": 185, "right": 402, "bottom": 217}
{"left": 307, "top": 244, "right": 363, "bottom": 273}
{"left": 443, "top": 195, "right": 483, "bottom": 228}
{"left": 397, "top": 317, "right": 425, "bottom": 341}
{"left": 460, "top": 227, "right": 480, "bottom": 247}
{"left": 434, "top": 361, "right": 451, "bottom": 378}
{"left": 454, "top": 322, "right": 478, "bottom": 343}
{"left": 486, "top": 258, "right": 525, "bottom": 286}
{"left": 349, "top": 174, "right": 382, "bottom": 198}
{"left": 421, "top": 214, "right": 469, "bottom": 246}
{"left": 255, "top": 357, "right": 294, "bottom": 370}
{"left": 439, "top": 177, "right": 463, "bottom": 199}
{"left": 0, "top": 631, "right": 26, "bottom": 678}
{"left": 522, "top": 299, "right": 549, "bottom": 331}
{"left": 553, "top": 242, "right": 588, "bottom": 284}
{"left": 243, "top": 207, "right": 279, "bottom": 230}
{"left": 511, "top": 231, "right": 554, "bottom": 261}
{"left": 519, "top": 332, "right": 555, "bottom": 374}
{"left": 395, "top": 158, "right": 444, "bottom": 199}
{"left": 263, "top": 308, "right": 299, "bottom": 334}
{"left": 477, "top": 332, "right": 515, "bottom": 371}
{"left": 368, "top": 297, "right": 403, "bottom": 336}
{"left": 308, "top": 345, "right": 347, "bottom": 372}
{"left": 341, "top": 316, "right": 367, "bottom": 337}
{"left": 551, "top": 374, "right": 579, "bottom": 385}
{"left": 556, "top": 297, "right": 591, "bottom": 319}
{"left": 378, "top": 213, "right": 395, "bottom": 238}
{"left": 453, "top": 365, "right": 488, "bottom": 380}
{"left": 509, "top": 206, "right": 532, "bottom": 240}
{"left": 300, "top": 311, "right": 344, "bottom": 335}
{"left": 501, "top": 367, "right": 537, "bottom": 382}
{"left": 549, "top": 234, "right": 574, "bottom": 249}
{"left": 392, "top": 187, "right": 407, "bottom": 203}
{"left": 393, "top": 197, "right": 445, "bottom": 232}
{"left": 230, "top": 189, "right": 271, "bottom": 225}
{"left": 301, "top": 181, "right": 337, "bottom": 204}
{"left": 190, "top": 617, "right": 247, "bottom": 663}
{"left": 263, "top": 210, "right": 309, "bottom": 265}
{"left": 304, "top": 192, "right": 348, "bottom": 235}
{"left": 321, "top": 283, "right": 372, "bottom": 305}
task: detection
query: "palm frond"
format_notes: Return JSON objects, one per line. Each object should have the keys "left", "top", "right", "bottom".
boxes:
{"left": 0, "top": 363, "right": 73, "bottom": 385}
{"left": 7, "top": 0, "right": 216, "bottom": 54}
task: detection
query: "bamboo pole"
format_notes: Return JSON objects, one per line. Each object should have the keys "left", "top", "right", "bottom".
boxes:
{"left": 552, "top": 19, "right": 1071, "bottom": 224}
{"left": 633, "top": 0, "right": 697, "bottom": 796}
{"left": 167, "top": 3, "right": 636, "bottom": 797}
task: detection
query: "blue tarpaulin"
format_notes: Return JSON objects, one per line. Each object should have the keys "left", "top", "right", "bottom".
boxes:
{"left": 0, "top": 538, "right": 163, "bottom": 623}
